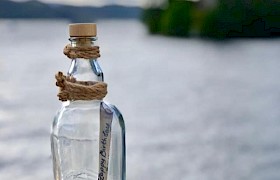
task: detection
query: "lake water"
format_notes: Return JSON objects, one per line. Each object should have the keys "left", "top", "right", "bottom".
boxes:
{"left": 0, "top": 19, "right": 280, "bottom": 180}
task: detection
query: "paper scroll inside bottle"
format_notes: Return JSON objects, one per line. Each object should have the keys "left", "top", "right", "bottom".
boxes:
{"left": 99, "top": 102, "right": 113, "bottom": 180}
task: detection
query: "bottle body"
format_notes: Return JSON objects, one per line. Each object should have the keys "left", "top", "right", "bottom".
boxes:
{"left": 51, "top": 100, "right": 125, "bottom": 180}
{"left": 51, "top": 35, "right": 125, "bottom": 180}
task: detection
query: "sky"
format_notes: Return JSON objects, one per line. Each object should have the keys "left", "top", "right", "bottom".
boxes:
{"left": 11, "top": 0, "right": 166, "bottom": 7}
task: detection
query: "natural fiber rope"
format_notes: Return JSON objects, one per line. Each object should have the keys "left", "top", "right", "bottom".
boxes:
{"left": 56, "top": 72, "right": 107, "bottom": 101}
{"left": 63, "top": 44, "right": 100, "bottom": 59}
{"left": 56, "top": 44, "right": 107, "bottom": 101}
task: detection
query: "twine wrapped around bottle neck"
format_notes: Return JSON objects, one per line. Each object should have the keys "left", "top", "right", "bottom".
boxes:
{"left": 56, "top": 44, "right": 107, "bottom": 101}
{"left": 63, "top": 44, "right": 100, "bottom": 59}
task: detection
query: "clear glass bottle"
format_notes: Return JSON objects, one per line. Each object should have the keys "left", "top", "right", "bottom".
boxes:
{"left": 51, "top": 24, "right": 126, "bottom": 180}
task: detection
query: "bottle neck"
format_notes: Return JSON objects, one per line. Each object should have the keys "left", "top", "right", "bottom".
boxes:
{"left": 67, "top": 37, "right": 103, "bottom": 82}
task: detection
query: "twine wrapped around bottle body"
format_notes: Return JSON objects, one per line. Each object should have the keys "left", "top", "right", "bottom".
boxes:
{"left": 55, "top": 71, "right": 107, "bottom": 101}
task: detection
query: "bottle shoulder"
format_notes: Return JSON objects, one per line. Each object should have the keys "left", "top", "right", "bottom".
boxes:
{"left": 52, "top": 101, "right": 125, "bottom": 135}
{"left": 55, "top": 101, "right": 123, "bottom": 118}
{"left": 103, "top": 102, "right": 125, "bottom": 129}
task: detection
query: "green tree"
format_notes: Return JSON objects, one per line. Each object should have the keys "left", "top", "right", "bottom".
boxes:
{"left": 200, "top": 0, "right": 280, "bottom": 38}
{"left": 160, "top": 0, "right": 193, "bottom": 37}
{"left": 142, "top": 8, "right": 164, "bottom": 34}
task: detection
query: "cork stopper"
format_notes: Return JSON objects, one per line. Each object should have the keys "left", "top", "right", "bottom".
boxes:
{"left": 69, "top": 23, "right": 97, "bottom": 37}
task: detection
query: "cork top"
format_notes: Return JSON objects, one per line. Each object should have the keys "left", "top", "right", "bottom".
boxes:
{"left": 69, "top": 23, "right": 97, "bottom": 37}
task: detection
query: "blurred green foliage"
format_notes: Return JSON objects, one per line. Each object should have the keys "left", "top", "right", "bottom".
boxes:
{"left": 142, "top": 8, "right": 164, "bottom": 34}
{"left": 201, "top": 0, "right": 280, "bottom": 38}
{"left": 142, "top": 0, "right": 280, "bottom": 38}
{"left": 160, "top": 1, "right": 193, "bottom": 36}
{"left": 142, "top": 0, "right": 194, "bottom": 37}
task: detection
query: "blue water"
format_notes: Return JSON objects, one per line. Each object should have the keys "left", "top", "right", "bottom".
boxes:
{"left": 0, "top": 19, "right": 280, "bottom": 180}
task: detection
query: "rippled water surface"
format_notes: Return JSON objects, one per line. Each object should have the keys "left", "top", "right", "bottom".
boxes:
{"left": 0, "top": 20, "right": 280, "bottom": 180}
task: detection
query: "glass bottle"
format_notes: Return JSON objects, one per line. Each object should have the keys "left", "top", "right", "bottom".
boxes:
{"left": 51, "top": 23, "right": 126, "bottom": 180}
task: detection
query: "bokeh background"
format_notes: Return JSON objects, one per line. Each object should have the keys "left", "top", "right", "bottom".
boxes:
{"left": 0, "top": 0, "right": 280, "bottom": 180}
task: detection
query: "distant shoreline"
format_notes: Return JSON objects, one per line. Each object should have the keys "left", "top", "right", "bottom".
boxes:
{"left": 0, "top": 0, "right": 142, "bottom": 22}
